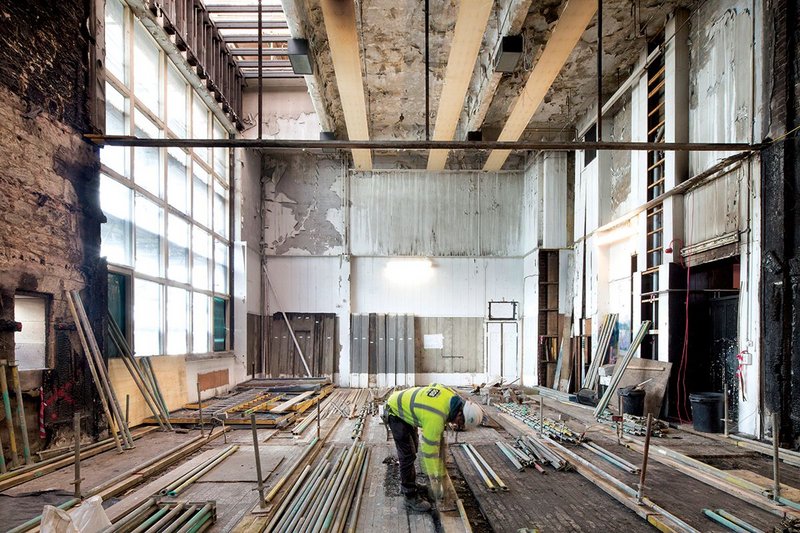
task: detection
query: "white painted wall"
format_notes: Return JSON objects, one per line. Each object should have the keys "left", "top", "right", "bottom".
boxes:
{"left": 351, "top": 257, "right": 522, "bottom": 317}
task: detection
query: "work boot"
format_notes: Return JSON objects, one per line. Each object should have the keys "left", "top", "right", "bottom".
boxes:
{"left": 404, "top": 494, "right": 432, "bottom": 513}
{"left": 415, "top": 482, "right": 429, "bottom": 497}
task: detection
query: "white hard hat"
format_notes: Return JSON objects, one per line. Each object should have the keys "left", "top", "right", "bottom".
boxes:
{"left": 462, "top": 401, "right": 483, "bottom": 430}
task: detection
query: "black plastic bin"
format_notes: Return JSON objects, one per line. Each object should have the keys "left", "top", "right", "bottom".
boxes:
{"left": 617, "top": 386, "right": 646, "bottom": 416}
{"left": 690, "top": 392, "right": 725, "bottom": 433}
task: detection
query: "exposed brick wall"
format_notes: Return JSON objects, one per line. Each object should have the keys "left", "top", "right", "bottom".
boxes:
{"left": 0, "top": 0, "right": 105, "bottom": 448}
{"left": 0, "top": 0, "right": 92, "bottom": 132}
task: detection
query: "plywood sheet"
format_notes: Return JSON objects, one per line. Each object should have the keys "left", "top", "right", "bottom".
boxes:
{"left": 612, "top": 358, "right": 672, "bottom": 418}
{"left": 108, "top": 354, "right": 187, "bottom": 427}
{"left": 198, "top": 369, "right": 229, "bottom": 392}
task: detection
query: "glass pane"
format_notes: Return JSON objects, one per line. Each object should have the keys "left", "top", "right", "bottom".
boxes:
{"left": 214, "top": 239, "right": 228, "bottom": 293}
{"left": 213, "top": 180, "right": 228, "bottom": 238}
{"left": 134, "top": 278, "right": 162, "bottom": 356}
{"left": 133, "top": 109, "right": 162, "bottom": 197}
{"left": 167, "top": 214, "right": 189, "bottom": 283}
{"left": 107, "top": 272, "right": 128, "bottom": 358}
{"left": 105, "top": 0, "right": 126, "bottom": 83}
{"left": 213, "top": 120, "right": 228, "bottom": 180}
{"left": 14, "top": 296, "right": 47, "bottom": 370}
{"left": 134, "top": 23, "right": 161, "bottom": 114}
{"left": 192, "top": 292, "right": 210, "bottom": 353}
{"left": 167, "top": 63, "right": 187, "bottom": 137}
{"left": 134, "top": 194, "right": 163, "bottom": 277}
{"left": 101, "top": 84, "right": 129, "bottom": 175}
{"left": 192, "top": 95, "right": 209, "bottom": 162}
{"left": 167, "top": 147, "right": 189, "bottom": 213}
{"left": 166, "top": 286, "right": 189, "bottom": 355}
{"left": 100, "top": 175, "right": 133, "bottom": 266}
{"left": 192, "top": 226, "right": 212, "bottom": 291}
{"left": 192, "top": 165, "right": 209, "bottom": 228}
{"left": 213, "top": 297, "right": 226, "bottom": 351}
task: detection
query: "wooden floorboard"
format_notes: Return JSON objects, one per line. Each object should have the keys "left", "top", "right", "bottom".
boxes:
{"left": 451, "top": 441, "right": 653, "bottom": 532}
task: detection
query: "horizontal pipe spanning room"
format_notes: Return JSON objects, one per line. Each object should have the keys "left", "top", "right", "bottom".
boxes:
{"left": 0, "top": 0, "right": 799, "bottom": 531}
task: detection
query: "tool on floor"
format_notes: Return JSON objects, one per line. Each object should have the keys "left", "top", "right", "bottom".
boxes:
{"left": 460, "top": 443, "right": 508, "bottom": 492}
{"left": 702, "top": 509, "right": 763, "bottom": 533}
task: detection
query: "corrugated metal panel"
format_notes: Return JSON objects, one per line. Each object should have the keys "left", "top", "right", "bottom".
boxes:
{"left": 406, "top": 314, "right": 416, "bottom": 385}
{"left": 684, "top": 165, "right": 743, "bottom": 247}
{"left": 522, "top": 156, "right": 541, "bottom": 255}
{"left": 349, "top": 170, "right": 523, "bottom": 256}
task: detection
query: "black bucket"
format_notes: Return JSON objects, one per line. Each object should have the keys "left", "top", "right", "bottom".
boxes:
{"left": 690, "top": 392, "right": 725, "bottom": 433}
{"left": 617, "top": 386, "right": 646, "bottom": 416}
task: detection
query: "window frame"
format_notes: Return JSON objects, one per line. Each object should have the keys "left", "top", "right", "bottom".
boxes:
{"left": 100, "top": 0, "right": 233, "bottom": 358}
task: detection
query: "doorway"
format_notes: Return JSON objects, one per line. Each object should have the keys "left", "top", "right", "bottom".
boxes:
{"left": 485, "top": 321, "right": 519, "bottom": 382}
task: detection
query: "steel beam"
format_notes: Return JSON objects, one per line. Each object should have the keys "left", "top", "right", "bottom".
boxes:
{"left": 89, "top": 135, "right": 757, "bottom": 153}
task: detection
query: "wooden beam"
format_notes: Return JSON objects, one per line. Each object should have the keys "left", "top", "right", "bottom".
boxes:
{"left": 321, "top": 0, "right": 372, "bottom": 169}
{"left": 270, "top": 390, "right": 316, "bottom": 413}
{"left": 427, "top": 0, "right": 493, "bottom": 171}
{"left": 483, "top": 0, "right": 597, "bottom": 170}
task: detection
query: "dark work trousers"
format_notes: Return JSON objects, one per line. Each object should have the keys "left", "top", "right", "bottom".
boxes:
{"left": 388, "top": 414, "right": 419, "bottom": 497}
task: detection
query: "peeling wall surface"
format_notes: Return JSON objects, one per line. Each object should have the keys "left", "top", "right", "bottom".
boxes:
{"left": 263, "top": 153, "right": 345, "bottom": 256}
{"left": 350, "top": 170, "right": 523, "bottom": 256}
{"left": 242, "top": 88, "right": 322, "bottom": 140}
{"left": 689, "top": 0, "right": 754, "bottom": 174}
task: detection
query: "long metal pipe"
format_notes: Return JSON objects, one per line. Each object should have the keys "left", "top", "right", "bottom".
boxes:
{"left": 266, "top": 436, "right": 319, "bottom": 501}
{"left": 772, "top": 412, "right": 781, "bottom": 503}
{"left": 264, "top": 464, "right": 313, "bottom": 532}
{"left": 466, "top": 443, "right": 507, "bottom": 491}
{"left": 65, "top": 293, "right": 124, "bottom": 454}
{"left": 167, "top": 445, "right": 238, "bottom": 496}
{"left": 101, "top": 498, "right": 156, "bottom": 533}
{"left": 344, "top": 448, "right": 369, "bottom": 533}
{"left": 637, "top": 414, "right": 654, "bottom": 502}
{"left": 279, "top": 461, "right": 334, "bottom": 532}
{"left": 160, "top": 505, "right": 198, "bottom": 533}
{"left": 460, "top": 444, "right": 495, "bottom": 491}
{"left": 70, "top": 291, "right": 134, "bottom": 449}
{"left": 0, "top": 360, "right": 20, "bottom": 466}
{"left": 272, "top": 452, "right": 334, "bottom": 532}
{"left": 0, "top": 432, "right": 6, "bottom": 473}
{"left": 87, "top": 135, "right": 757, "bottom": 152}
{"left": 141, "top": 503, "right": 186, "bottom": 533}
{"left": 714, "top": 510, "right": 764, "bottom": 533}
{"left": 496, "top": 441, "right": 524, "bottom": 472}
{"left": 702, "top": 509, "right": 751, "bottom": 533}
{"left": 580, "top": 442, "right": 639, "bottom": 474}
{"left": 257, "top": 0, "right": 263, "bottom": 140}
{"left": 596, "top": 0, "right": 603, "bottom": 141}
{"left": 9, "top": 362, "right": 31, "bottom": 464}
{"left": 337, "top": 447, "right": 369, "bottom": 533}
{"left": 251, "top": 414, "right": 266, "bottom": 508}
{"left": 317, "top": 445, "right": 364, "bottom": 531}
{"left": 304, "top": 448, "right": 354, "bottom": 533}
{"left": 175, "top": 503, "right": 213, "bottom": 533}
{"left": 73, "top": 412, "right": 82, "bottom": 499}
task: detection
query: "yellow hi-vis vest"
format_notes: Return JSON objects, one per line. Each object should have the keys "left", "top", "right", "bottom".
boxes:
{"left": 386, "top": 384, "right": 457, "bottom": 479}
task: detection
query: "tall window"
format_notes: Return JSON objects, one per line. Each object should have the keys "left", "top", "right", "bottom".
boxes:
{"left": 100, "top": 0, "right": 231, "bottom": 357}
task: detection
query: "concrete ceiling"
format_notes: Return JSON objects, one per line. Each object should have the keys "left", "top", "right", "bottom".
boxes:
{"left": 285, "top": 0, "right": 692, "bottom": 168}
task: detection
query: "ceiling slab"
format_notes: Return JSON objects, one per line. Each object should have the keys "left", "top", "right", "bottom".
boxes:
{"left": 483, "top": 0, "right": 597, "bottom": 170}
{"left": 321, "top": 0, "right": 372, "bottom": 169}
{"left": 427, "top": 0, "right": 493, "bottom": 171}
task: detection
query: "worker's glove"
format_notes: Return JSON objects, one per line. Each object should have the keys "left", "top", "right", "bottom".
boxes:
{"left": 430, "top": 478, "right": 444, "bottom": 502}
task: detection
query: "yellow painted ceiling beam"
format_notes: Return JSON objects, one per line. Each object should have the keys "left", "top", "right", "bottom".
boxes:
{"left": 427, "top": 0, "right": 494, "bottom": 171}
{"left": 483, "top": 0, "right": 597, "bottom": 171}
{"left": 321, "top": 0, "right": 372, "bottom": 169}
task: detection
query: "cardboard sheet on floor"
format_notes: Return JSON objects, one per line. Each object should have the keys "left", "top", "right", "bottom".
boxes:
{"left": 612, "top": 358, "right": 672, "bottom": 418}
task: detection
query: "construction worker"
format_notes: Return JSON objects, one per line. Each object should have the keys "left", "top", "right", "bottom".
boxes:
{"left": 384, "top": 384, "right": 483, "bottom": 512}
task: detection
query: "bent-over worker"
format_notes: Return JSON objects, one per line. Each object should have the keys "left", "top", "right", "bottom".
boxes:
{"left": 384, "top": 384, "right": 483, "bottom": 512}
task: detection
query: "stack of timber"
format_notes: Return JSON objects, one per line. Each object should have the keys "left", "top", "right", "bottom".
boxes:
{"left": 144, "top": 383, "right": 335, "bottom": 427}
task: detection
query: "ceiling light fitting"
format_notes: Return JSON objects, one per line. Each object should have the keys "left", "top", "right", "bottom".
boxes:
{"left": 288, "top": 38, "right": 313, "bottom": 75}
{"left": 495, "top": 35, "right": 523, "bottom": 73}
